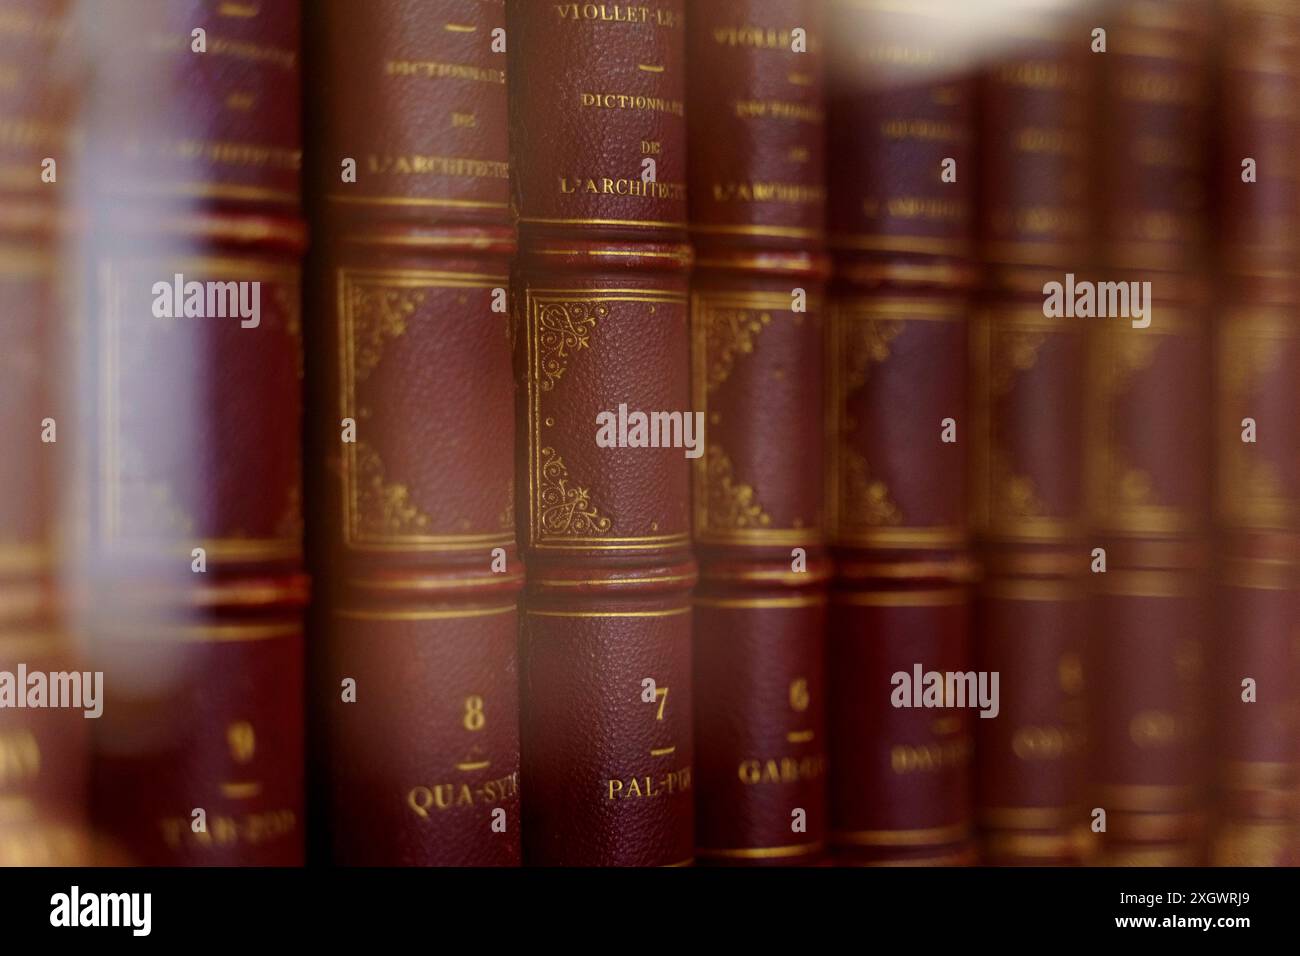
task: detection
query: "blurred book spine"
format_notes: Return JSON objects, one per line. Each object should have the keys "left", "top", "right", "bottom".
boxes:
{"left": 972, "top": 8, "right": 1091, "bottom": 866}
{"left": 0, "top": 0, "right": 90, "bottom": 867}
{"left": 1209, "top": 0, "right": 1300, "bottom": 867}
{"left": 304, "top": 0, "right": 522, "bottom": 867}
{"left": 73, "top": 0, "right": 307, "bottom": 865}
{"left": 1087, "top": 0, "right": 1214, "bottom": 867}
{"left": 825, "top": 0, "right": 978, "bottom": 866}
{"left": 687, "top": 0, "right": 830, "bottom": 867}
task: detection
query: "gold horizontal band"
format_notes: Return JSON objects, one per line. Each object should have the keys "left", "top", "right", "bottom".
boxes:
{"left": 832, "top": 588, "right": 967, "bottom": 607}
{"left": 1092, "top": 569, "right": 1198, "bottom": 598}
{"left": 533, "top": 574, "right": 697, "bottom": 588}
{"left": 1107, "top": 810, "right": 1203, "bottom": 842}
{"left": 520, "top": 216, "right": 686, "bottom": 229}
{"left": 696, "top": 841, "right": 824, "bottom": 860}
{"left": 695, "top": 595, "right": 827, "bottom": 609}
{"left": 980, "top": 578, "right": 1085, "bottom": 602}
{"left": 1099, "top": 845, "right": 1200, "bottom": 866}
{"left": 533, "top": 248, "right": 692, "bottom": 262}
{"left": 836, "top": 559, "right": 977, "bottom": 581}
{"left": 1221, "top": 760, "right": 1296, "bottom": 786}
{"left": 700, "top": 567, "right": 833, "bottom": 585}
{"left": 842, "top": 261, "right": 978, "bottom": 286}
{"left": 1220, "top": 556, "right": 1298, "bottom": 591}
{"left": 533, "top": 535, "right": 692, "bottom": 552}
{"left": 1097, "top": 783, "right": 1196, "bottom": 812}
{"left": 526, "top": 607, "right": 691, "bottom": 619}
{"left": 345, "top": 535, "right": 517, "bottom": 553}
{"left": 662, "top": 857, "right": 695, "bottom": 867}
{"left": 335, "top": 605, "right": 516, "bottom": 622}
{"left": 346, "top": 576, "right": 519, "bottom": 591}
{"left": 691, "top": 223, "right": 823, "bottom": 240}
{"left": 832, "top": 298, "right": 965, "bottom": 319}
{"left": 984, "top": 830, "right": 1087, "bottom": 860}
{"left": 979, "top": 806, "right": 1078, "bottom": 829}
{"left": 831, "top": 527, "right": 968, "bottom": 549}
{"left": 829, "top": 233, "right": 973, "bottom": 257}
{"left": 326, "top": 193, "right": 508, "bottom": 210}
{"left": 840, "top": 849, "right": 975, "bottom": 867}
{"left": 336, "top": 267, "right": 506, "bottom": 284}
{"left": 832, "top": 821, "right": 971, "bottom": 847}
{"left": 696, "top": 529, "right": 819, "bottom": 547}
{"left": 156, "top": 213, "right": 308, "bottom": 246}
{"left": 342, "top": 234, "right": 507, "bottom": 250}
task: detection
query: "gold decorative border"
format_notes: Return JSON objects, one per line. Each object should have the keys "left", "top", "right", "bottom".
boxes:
{"left": 828, "top": 297, "right": 966, "bottom": 546}
{"left": 526, "top": 288, "right": 690, "bottom": 551}
{"left": 692, "top": 290, "right": 823, "bottom": 545}
{"left": 338, "top": 267, "right": 512, "bottom": 552}
{"left": 101, "top": 255, "right": 302, "bottom": 561}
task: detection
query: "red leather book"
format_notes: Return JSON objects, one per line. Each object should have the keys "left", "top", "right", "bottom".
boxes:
{"left": 1088, "top": 0, "right": 1213, "bottom": 866}
{"left": 304, "top": 0, "right": 521, "bottom": 867}
{"left": 972, "top": 11, "right": 1091, "bottom": 866}
{"left": 0, "top": 0, "right": 88, "bottom": 865}
{"left": 825, "top": 0, "right": 977, "bottom": 866}
{"left": 1209, "top": 0, "right": 1300, "bottom": 866}
{"left": 509, "top": 0, "right": 696, "bottom": 867}
{"left": 70, "top": 0, "right": 307, "bottom": 865}
{"left": 687, "top": 0, "right": 829, "bottom": 867}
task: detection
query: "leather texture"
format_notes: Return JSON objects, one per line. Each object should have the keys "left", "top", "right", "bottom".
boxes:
{"left": 72, "top": 0, "right": 307, "bottom": 865}
{"left": 305, "top": 0, "right": 522, "bottom": 866}
{"left": 0, "top": 1, "right": 88, "bottom": 862}
{"left": 825, "top": 0, "right": 977, "bottom": 866}
{"left": 972, "top": 15, "right": 1091, "bottom": 866}
{"left": 1087, "top": 2, "right": 1214, "bottom": 867}
{"left": 509, "top": 0, "right": 696, "bottom": 866}
{"left": 687, "top": 0, "right": 829, "bottom": 866}
{"left": 1208, "top": 1, "right": 1300, "bottom": 867}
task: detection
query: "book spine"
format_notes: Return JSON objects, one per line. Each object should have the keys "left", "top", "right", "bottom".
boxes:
{"left": 74, "top": 0, "right": 307, "bottom": 865}
{"left": 305, "top": 0, "right": 521, "bottom": 867}
{"left": 0, "top": 0, "right": 89, "bottom": 865}
{"left": 1209, "top": 0, "right": 1300, "bottom": 867}
{"left": 972, "top": 14, "right": 1091, "bottom": 866}
{"left": 825, "top": 0, "right": 978, "bottom": 865}
{"left": 1088, "top": 1, "right": 1214, "bottom": 866}
{"left": 509, "top": 0, "right": 696, "bottom": 867}
{"left": 686, "top": 0, "right": 830, "bottom": 868}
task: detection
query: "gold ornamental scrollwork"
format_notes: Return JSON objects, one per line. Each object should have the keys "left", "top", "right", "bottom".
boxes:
{"left": 537, "top": 301, "right": 608, "bottom": 391}
{"left": 704, "top": 307, "right": 772, "bottom": 392}
{"left": 538, "top": 446, "right": 612, "bottom": 537}
{"left": 991, "top": 329, "right": 1047, "bottom": 395}
{"left": 350, "top": 285, "right": 424, "bottom": 383}
{"left": 842, "top": 449, "right": 902, "bottom": 527}
{"left": 704, "top": 444, "right": 773, "bottom": 532}
{"left": 846, "top": 318, "right": 904, "bottom": 391}
{"left": 355, "top": 440, "right": 432, "bottom": 537}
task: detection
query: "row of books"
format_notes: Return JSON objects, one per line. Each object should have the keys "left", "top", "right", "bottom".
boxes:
{"left": 1, "top": 0, "right": 1297, "bottom": 867}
